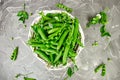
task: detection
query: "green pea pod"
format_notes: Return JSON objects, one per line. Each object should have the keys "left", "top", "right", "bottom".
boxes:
{"left": 94, "top": 63, "right": 103, "bottom": 73}
{"left": 100, "top": 11, "right": 107, "bottom": 25}
{"left": 46, "top": 13, "right": 61, "bottom": 18}
{"left": 72, "top": 18, "right": 79, "bottom": 48}
{"left": 48, "top": 28, "right": 60, "bottom": 34}
{"left": 66, "top": 25, "right": 74, "bottom": 45}
{"left": 56, "top": 3, "right": 72, "bottom": 13}
{"left": 10, "top": 46, "right": 19, "bottom": 61}
{"left": 62, "top": 44, "right": 70, "bottom": 65}
{"left": 48, "top": 25, "right": 65, "bottom": 39}
{"left": 27, "top": 39, "right": 43, "bottom": 45}
{"left": 24, "top": 77, "right": 36, "bottom": 80}
{"left": 101, "top": 64, "right": 106, "bottom": 76}
{"left": 41, "top": 48, "right": 57, "bottom": 54}
{"left": 57, "top": 30, "right": 69, "bottom": 50}
{"left": 37, "top": 27, "right": 47, "bottom": 40}
{"left": 29, "top": 43, "right": 46, "bottom": 48}
{"left": 34, "top": 50, "right": 51, "bottom": 63}
{"left": 54, "top": 47, "right": 64, "bottom": 63}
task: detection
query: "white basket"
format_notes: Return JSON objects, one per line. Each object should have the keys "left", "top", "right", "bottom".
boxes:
{"left": 28, "top": 10, "right": 85, "bottom": 70}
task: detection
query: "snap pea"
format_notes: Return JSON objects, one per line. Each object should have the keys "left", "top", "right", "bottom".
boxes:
{"left": 56, "top": 3, "right": 72, "bottom": 13}
{"left": 48, "top": 27, "right": 60, "bottom": 34}
{"left": 94, "top": 63, "right": 103, "bottom": 73}
{"left": 66, "top": 25, "right": 74, "bottom": 45}
{"left": 37, "top": 27, "right": 47, "bottom": 40}
{"left": 72, "top": 18, "right": 79, "bottom": 48}
{"left": 48, "top": 24, "right": 65, "bottom": 39}
{"left": 41, "top": 48, "right": 57, "bottom": 54}
{"left": 57, "top": 30, "right": 69, "bottom": 50}
{"left": 101, "top": 64, "right": 106, "bottom": 76}
{"left": 28, "top": 43, "right": 46, "bottom": 48}
{"left": 54, "top": 47, "right": 64, "bottom": 63}
{"left": 10, "top": 46, "right": 19, "bottom": 61}
{"left": 34, "top": 50, "right": 51, "bottom": 63}
{"left": 62, "top": 44, "right": 70, "bottom": 65}
{"left": 24, "top": 77, "right": 36, "bottom": 80}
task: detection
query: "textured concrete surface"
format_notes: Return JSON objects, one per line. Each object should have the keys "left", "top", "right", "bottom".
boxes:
{"left": 0, "top": 0, "right": 120, "bottom": 80}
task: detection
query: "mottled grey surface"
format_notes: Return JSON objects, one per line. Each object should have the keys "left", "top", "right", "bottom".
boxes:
{"left": 0, "top": 0, "right": 120, "bottom": 80}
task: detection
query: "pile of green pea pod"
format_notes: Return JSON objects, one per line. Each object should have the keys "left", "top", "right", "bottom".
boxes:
{"left": 27, "top": 11, "right": 83, "bottom": 67}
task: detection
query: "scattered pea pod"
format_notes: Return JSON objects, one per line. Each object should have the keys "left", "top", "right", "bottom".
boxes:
{"left": 10, "top": 46, "right": 19, "bottom": 61}
{"left": 56, "top": 3, "right": 72, "bottom": 13}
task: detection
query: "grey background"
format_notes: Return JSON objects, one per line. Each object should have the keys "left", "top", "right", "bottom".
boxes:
{"left": 0, "top": 0, "right": 120, "bottom": 80}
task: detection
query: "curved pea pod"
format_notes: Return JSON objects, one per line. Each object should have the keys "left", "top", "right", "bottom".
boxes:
{"left": 94, "top": 63, "right": 103, "bottom": 73}
{"left": 34, "top": 49, "right": 51, "bottom": 63}
{"left": 41, "top": 48, "right": 57, "bottom": 54}
{"left": 48, "top": 27, "right": 60, "bottom": 34}
{"left": 62, "top": 44, "right": 70, "bottom": 65}
{"left": 37, "top": 27, "right": 47, "bottom": 40}
{"left": 57, "top": 30, "right": 69, "bottom": 50}
{"left": 10, "top": 46, "right": 19, "bottom": 61}
{"left": 72, "top": 18, "right": 79, "bottom": 48}
{"left": 54, "top": 47, "right": 64, "bottom": 63}
{"left": 100, "top": 11, "right": 107, "bottom": 25}
{"left": 101, "top": 64, "right": 106, "bottom": 76}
